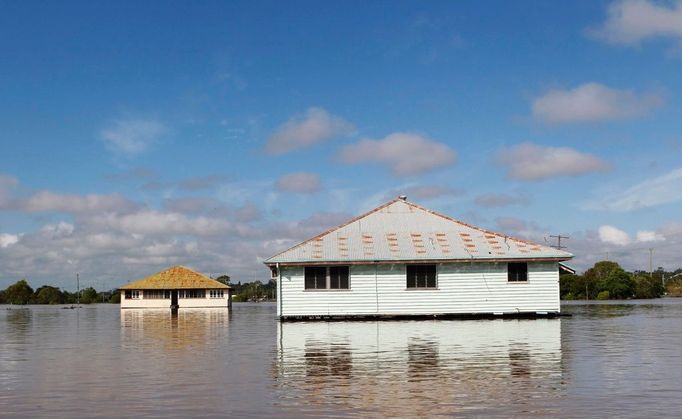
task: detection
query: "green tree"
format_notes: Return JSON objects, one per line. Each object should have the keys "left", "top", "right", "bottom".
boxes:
{"left": 597, "top": 269, "right": 634, "bottom": 299}
{"left": 109, "top": 292, "right": 121, "bottom": 303}
{"left": 584, "top": 261, "right": 624, "bottom": 299}
{"left": 4, "top": 279, "right": 34, "bottom": 305}
{"left": 634, "top": 275, "right": 664, "bottom": 299}
{"left": 560, "top": 274, "right": 588, "bottom": 299}
{"left": 34, "top": 286, "right": 64, "bottom": 304}
{"left": 79, "top": 287, "right": 99, "bottom": 304}
{"left": 216, "top": 275, "right": 231, "bottom": 285}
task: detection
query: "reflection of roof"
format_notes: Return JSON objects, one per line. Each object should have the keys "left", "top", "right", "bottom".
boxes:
{"left": 119, "top": 266, "right": 231, "bottom": 290}
{"left": 265, "top": 198, "right": 573, "bottom": 265}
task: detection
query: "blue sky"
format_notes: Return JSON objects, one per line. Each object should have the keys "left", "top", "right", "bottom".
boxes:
{"left": 1, "top": 0, "right": 682, "bottom": 289}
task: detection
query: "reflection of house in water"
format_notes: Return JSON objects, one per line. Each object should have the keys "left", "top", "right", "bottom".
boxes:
{"left": 121, "top": 309, "right": 230, "bottom": 351}
{"left": 275, "top": 320, "right": 563, "bottom": 416}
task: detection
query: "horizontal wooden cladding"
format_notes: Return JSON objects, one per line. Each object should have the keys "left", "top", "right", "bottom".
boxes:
{"left": 279, "top": 263, "right": 560, "bottom": 317}
{"left": 266, "top": 257, "right": 571, "bottom": 267}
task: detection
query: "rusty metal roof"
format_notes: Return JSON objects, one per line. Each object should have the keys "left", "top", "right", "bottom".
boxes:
{"left": 265, "top": 198, "right": 573, "bottom": 265}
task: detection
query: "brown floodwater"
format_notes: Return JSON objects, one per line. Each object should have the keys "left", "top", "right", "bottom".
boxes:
{"left": 1, "top": 300, "right": 681, "bottom": 418}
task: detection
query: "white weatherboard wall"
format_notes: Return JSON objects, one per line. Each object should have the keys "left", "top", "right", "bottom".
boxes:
{"left": 120, "top": 291, "right": 229, "bottom": 309}
{"left": 279, "top": 262, "right": 560, "bottom": 317}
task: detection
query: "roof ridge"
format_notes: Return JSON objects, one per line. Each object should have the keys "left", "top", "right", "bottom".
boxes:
{"left": 265, "top": 197, "right": 404, "bottom": 263}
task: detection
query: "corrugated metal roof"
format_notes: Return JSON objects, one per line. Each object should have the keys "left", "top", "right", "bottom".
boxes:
{"left": 265, "top": 198, "right": 573, "bottom": 265}
{"left": 119, "top": 266, "right": 231, "bottom": 290}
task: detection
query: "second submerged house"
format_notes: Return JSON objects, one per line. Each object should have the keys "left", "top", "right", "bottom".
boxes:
{"left": 265, "top": 196, "right": 573, "bottom": 320}
{"left": 119, "top": 266, "right": 232, "bottom": 309}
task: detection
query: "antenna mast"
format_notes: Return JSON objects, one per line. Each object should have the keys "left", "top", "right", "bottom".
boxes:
{"left": 549, "top": 234, "right": 569, "bottom": 250}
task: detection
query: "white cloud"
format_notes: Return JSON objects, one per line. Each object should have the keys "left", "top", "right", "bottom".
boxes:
{"left": 497, "top": 143, "right": 609, "bottom": 181}
{"left": 474, "top": 192, "right": 529, "bottom": 208}
{"left": 0, "top": 233, "right": 19, "bottom": 248}
{"left": 275, "top": 172, "right": 321, "bottom": 194}
{"left": 20, "top": 191, "right": 138, "bottom": 214}
{"left": 532, "top": 83, "right": 662, "bottom": 124}
{"left": 100, "top": 118, "right": 167, "bottom": 156}
{"left": 338, "top": 132, "right": 457, "bottom": 176}
{"left": 584, "top": 167, "right": 682, "bottom": 211}
{"left": 87, "top": 210, "right": 236, "bottom": 237}
{"left": 591, "top": 0, "right": 682, "bottom": 45}
{"left": 599, "top": 225, "right": 631, "bottom": 246}
{"left": 265, "top": 107, "right": 354, "bottom": 154}
{"left": 636, "top": 230, "right": 665, "bottom": 242}
{"left": 599, "top": 225, "right": 667, "bottom": 246}
{"left": 40, "top": 222, "right": 75, "bottom": 238}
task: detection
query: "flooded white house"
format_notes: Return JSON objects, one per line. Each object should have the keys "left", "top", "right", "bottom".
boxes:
{"left": 265, "top": 196, "right": 573, "bottom": 320}
{"left": 119, "top": 266, "right": 232, "bottom": 309}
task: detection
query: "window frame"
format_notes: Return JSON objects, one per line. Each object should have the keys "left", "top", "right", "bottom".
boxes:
{"left": 304, "top": 266, "right": 351, "bottom": 291}
{"left": 209, "top": 289, "right": 224, "bottom": 299}
{"left": 507, "top": 262, "right": 528, "bottom": 282}
{"left": 406, "top": 264, "right": 438, "bottom": 290}
{"left": 124, "top": 290, "right": 141, "bottom": 299}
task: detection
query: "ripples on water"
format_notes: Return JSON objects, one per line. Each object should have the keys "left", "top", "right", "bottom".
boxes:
{"left": 1, "top": 301, "right": 681, "bottom": 418}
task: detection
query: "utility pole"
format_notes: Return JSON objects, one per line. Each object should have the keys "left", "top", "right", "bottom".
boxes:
{"left": 76, "top": 273, "right": 80, "bottom": 308}
{"left": 649, "top": 248, "right": 654, "bottom": 278}
{"left": 549, "top": 234, "right": 569, "bottom": 250}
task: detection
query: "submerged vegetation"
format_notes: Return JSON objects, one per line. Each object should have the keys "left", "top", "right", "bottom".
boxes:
{"left": 560, "top": 261, "right": 681, "bottom": 300}
{"left": 0, "top": 279, "right": 119, "bottom": 305}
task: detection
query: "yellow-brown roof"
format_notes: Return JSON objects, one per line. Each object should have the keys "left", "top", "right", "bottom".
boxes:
{"left": 119, "top": 266, "right": 231, "bottom": 290}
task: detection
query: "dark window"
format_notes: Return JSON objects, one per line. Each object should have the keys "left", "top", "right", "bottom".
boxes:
{"left": 178, "top": 289, "right": 206, "bottom": 298}
{"left": 305, "top": 267, "right": 327, "bottom": 289}
{"left": 407, "top": 265, "right": 437, "bottom": 289}
{"left": 329, "top": 266, "right": 349, "bottom": 289}
{"left": 508, "top": 262, "right": 528, "bottom": 282}
{"left": 305, "top": 266, "right": 350, "bottom": 290}
{"left": 124, "top": 290, "right": 140, "bottom": 299}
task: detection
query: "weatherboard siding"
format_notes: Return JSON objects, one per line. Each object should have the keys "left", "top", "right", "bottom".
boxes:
{"left": 279, "top": 262, "right": 560, "bottom": 318}
{"left": 120, "top": 291, "right": 230, "bottom": 309}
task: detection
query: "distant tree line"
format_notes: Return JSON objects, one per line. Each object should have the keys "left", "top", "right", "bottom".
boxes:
{"left": 0, "top": 280, "right": 120, "bottom": 305}
{"left": 560, "top": 261, "right": 682, "bottom": 300}
{"left": 215, "top": 275, "right": 276, "bottom": 302}
{"left": 0, "top": 275, "right": 277, "bottom": 305}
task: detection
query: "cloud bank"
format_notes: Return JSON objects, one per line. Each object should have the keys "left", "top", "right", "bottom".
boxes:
{"left": 338, "top": 132, "right": 456, "bottom": 176}
{"left": 497, "top": 143, "right": 609, "bottom": 181}
{"left": 532, "top": 83, "right": 662, "bottom": 124}
{"left": 266, "top": 107, "right": 354, "bottom": 154}
{"left": 591, "top": 0, "right": 682, "bottom": 45}
{"left": 584, "top": 167, "right": 682, "bottom": 211}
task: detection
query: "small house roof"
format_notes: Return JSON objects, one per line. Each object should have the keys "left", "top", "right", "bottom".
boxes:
{"left": 119, "top": 266, "right": 231, "bottom": 290}
{"left": 265, "top": 197, "right": 573, "bottom": 265}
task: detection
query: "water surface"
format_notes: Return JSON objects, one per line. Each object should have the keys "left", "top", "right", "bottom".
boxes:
{"left": 1, "top": 300, "right": 681, "bottom": 417}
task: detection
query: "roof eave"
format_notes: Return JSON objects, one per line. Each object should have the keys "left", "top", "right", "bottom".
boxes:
{"left": 265, "top": 255, "right": 573, "bottom": 266}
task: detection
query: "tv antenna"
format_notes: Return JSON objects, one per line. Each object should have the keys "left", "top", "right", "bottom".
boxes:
{"left": 549, "top": 234, "right": 569, "bottom": 250}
